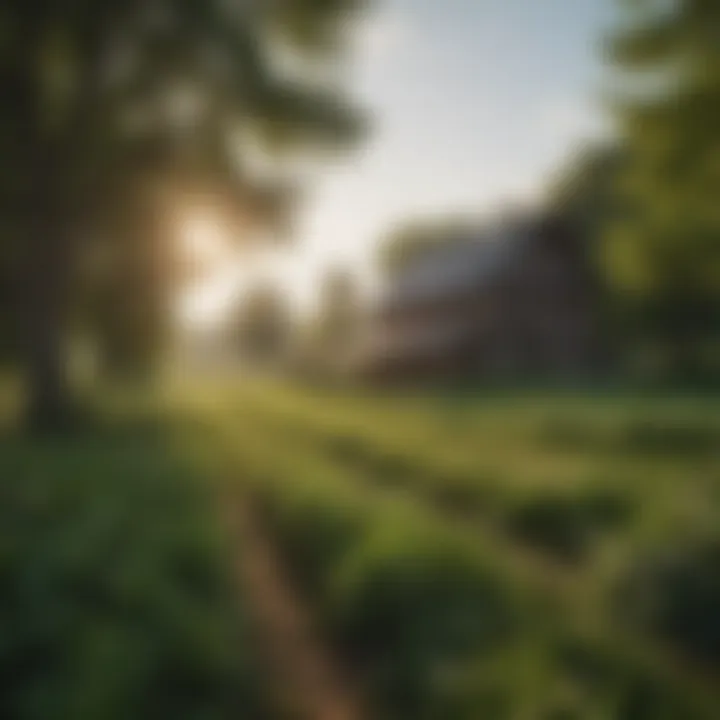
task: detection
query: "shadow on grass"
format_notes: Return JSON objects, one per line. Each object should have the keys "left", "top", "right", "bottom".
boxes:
{"left": 539, "top": 418, "right": 720, "bottom": 459}
{"left": 0, "top": 406, "right": 267, "bottom": 720}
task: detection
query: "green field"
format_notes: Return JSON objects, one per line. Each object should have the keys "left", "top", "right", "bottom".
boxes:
{"left": 2, "top": 381, "right": 720, "bottom": 719}
{"left": 0, "top": 388, "right": 268, "bottom": 720}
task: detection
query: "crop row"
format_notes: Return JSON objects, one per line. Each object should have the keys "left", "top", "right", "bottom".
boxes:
{"left": 0, "top": 404, "right": 269, "bottom": 720}
{"left": 210, "top": 403, "right": 717, "bottom": 720}
{"left": 228, "top": 394, "right": 641, "bottom": 570}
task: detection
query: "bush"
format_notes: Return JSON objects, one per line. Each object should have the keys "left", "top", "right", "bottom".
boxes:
{"left": 554, "top": 635, "right": 707, "bottom": 720}
{"left": 364, "top": 448, "right": 417, "bottom": 487}
{"left": 329, "top": 524, "right": 520, "bottom": 719}
{"left": 506, "top": 495, "right": 595, "bottom": 562}
{"left": 324, "top": 432, "right": 368, "bottom": 466}
{"left": 0, "top": 430, "right": 264, "bottom": 720}
{"left": 429, "top": 473, "right": 496, "bottom": 520}
{"left": 615, "top": 537, "right": 720, "bottom": 668}
{"left": 503, "top": 488, "right": 633, "bottom": 562}
{"left": 259, "top": 475, "right": 370, "bottom": 599}
{"left": 619, "top": 419, "right": 720, "bottom": 457}
{"left": 540, "top": 417, "right": 720, "bottom": 458}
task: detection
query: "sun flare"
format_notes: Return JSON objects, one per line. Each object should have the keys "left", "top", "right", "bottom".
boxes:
{"left": 179, "top": 213, "right": 232, "bottom": 270}
{"left": 175, "top": 211, "right": 240, "bottom": 328}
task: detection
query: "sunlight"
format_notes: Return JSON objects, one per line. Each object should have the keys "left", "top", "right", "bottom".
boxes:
{"left": 177, "top": 241, "right": 322, "bottom": 330}
{"left": 175, "top": 210, "right": 240, "bottom": 328}
{"left": 179, "top": 212, "right": 232, "bottom": 270}
{"left": 177, "top": 269, "right": 246, "bottom": 329}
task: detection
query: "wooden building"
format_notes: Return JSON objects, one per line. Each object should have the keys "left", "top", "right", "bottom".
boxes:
{"left": 360, "top": 214, "right": 605, "bottom": 382}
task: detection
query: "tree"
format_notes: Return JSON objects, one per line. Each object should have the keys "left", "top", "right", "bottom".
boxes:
{"left": 607, "top": 0, "right": 720, "bottom": 378}
{"left": 314, "top": 266, "right": 361, "bottom": 360}
{"left": 547, "top": 143, "right": 627, "bottom": 242}
{"left": 0, "top": 0, "right": 366, "bottom": 430}
{"left": 0, "top": 217, "right": 20, "bottom": 365}
{"left": 234, "top": 283, "right": 292, "bottom": 365}
{"left": 379, "top": 218, "right": 478, "bottom": 279}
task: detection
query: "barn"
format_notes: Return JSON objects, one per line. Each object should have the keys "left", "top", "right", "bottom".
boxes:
{"left": 360, "top": 214, "right": 605, "bottom": 382}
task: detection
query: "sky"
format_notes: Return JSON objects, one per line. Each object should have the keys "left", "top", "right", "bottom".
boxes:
{"left": 181, "top": 0, "right": 617, "bottom": 325}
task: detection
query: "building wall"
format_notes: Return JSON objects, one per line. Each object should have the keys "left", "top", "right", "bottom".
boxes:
{"left": 364, "top": 220, "right": 604, "bottom": 382}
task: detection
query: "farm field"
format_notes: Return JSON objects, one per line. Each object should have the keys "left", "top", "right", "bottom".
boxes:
{"left": 0, "top": 387, "right": 269, "bottom": 720}
{"left": 198, "top": 381, "right": 720, "bottom": 720}
{"left": 2, "top": 380, "right": 720, "bottom": 719}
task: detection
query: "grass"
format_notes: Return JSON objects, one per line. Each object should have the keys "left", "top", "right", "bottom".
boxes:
{"left": 3, "top": 377, "right": 719, "bottom": 719}
{"left": 0, "top": 388, "right": 267, "bottom": 720}
{"left": 192, "top": 380, "right": 720, "bottom": 719}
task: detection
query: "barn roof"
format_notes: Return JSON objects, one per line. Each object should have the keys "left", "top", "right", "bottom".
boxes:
{"left": 379, "top": 218, "right": 534, "bottom": 310}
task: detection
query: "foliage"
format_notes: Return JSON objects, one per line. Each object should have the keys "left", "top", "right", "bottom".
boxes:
{"left": 378, "top": 217, "right": 480, "bottom": 278}
{"left": 606, "top": 0, "right": 720, "bottom": 378}
{"left": 616, "top": 536, "right": 720, "bottom": 667}
{"left": 302, "top": 267, "right": 362, "bottom": 374}
{"left": 233, "top": 282, "right": 293, "bottom": 365}
{"left": 0, "top": 401, "right": 266, "bottom": 719}
{"left": 203, "top": 381, "right": 720, "bottom": 719}
{"left": 330, "top": 526, "right": 520, "bottom": 719}
{"left": 0, "top": 0, "right": 366, "bottom": 427}
{"left": 7, "top": 380, "right": 716, "bottom": 718}
{"left": 0, "top": 230, "right": 18, "bottom": 364}
{"left": 548, "top": 143, "right": 628, "bottom": 247}
{"left": 503, "top": 488, "right": 633, "bottom": 563}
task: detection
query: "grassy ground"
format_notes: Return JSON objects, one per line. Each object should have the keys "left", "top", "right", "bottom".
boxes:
{"left": 195, "top": 380, "right": 720, "bottom": 720}
{"left": 0, "top": 387, "right": 267, "bottom": 720}
{"left": 2, "top": 379, "right": 719, "bottom": 719}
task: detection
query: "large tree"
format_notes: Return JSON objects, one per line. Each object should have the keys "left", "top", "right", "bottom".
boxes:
{"left": 547, "top": 143, "right": 627, "bottom": 242}
{"left": 607, "top": 0, "right": 720, "bottom": 377}
{"left": 234, "top": 282, "right": 293, "bottom": 365}
{"left": 0, "top": 0, "right": 366, "bottom": 430}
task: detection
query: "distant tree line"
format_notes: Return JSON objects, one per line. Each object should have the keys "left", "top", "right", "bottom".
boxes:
{"left": 231, "top": 266, "right": 362, "bottom": 379}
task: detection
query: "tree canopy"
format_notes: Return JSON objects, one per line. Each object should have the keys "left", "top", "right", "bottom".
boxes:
{"left": 0, "top": 0, "right": 368, "bottom": 428}
{"left": 379, "top": 217, "right": 480, "bottom": 279}
{"left": 606, "top": 0, "right": 720, "bottom": 376}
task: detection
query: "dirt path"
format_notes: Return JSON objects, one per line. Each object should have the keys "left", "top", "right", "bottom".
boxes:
{"left": 225, "top": 495, "right": 364, "bottom": 720}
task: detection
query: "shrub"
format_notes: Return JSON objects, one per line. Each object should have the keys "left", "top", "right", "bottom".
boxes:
{"left": 324, "top": 432, "right": 368, "bottom": 466}
{"left": 614, "top": 537, "right": 720, "bottom": 668}
{"left": 504, "top": 494, "right": 597, "bottom": 562}
{"left": 426, "top": 470, "right": 498, "bottom": 521}
{"left": 259, "top": 477, "right": 370, "bottom": 599}
{"left": 555, "top": 635, "right": 709, "bottom": 720}
{"left": 0, "top": 432, "right": 264, "bottom": 720}
{"left": 329, "top": 524, "right": 520, "bottom": 719}
{"left": 540, "top": 417, "right": 720, "bottom": 458}
{"left": 503, "top": 488, "right": 633, "bottom": 563}
{"left": 619, "top": 420, "right": 720, "bottom": 457}
{"left": 365, "top": 448, "right": 417, "bottom": 487}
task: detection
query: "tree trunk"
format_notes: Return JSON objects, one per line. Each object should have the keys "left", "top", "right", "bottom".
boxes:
{"left": 24, "top": 275, "right": 72, "bottom": 434}
{"left": 12, "top": 21, "right": 91, "bottom": 434}
{"left": 21, "top": 166, "right": 75, "bottom": 434}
